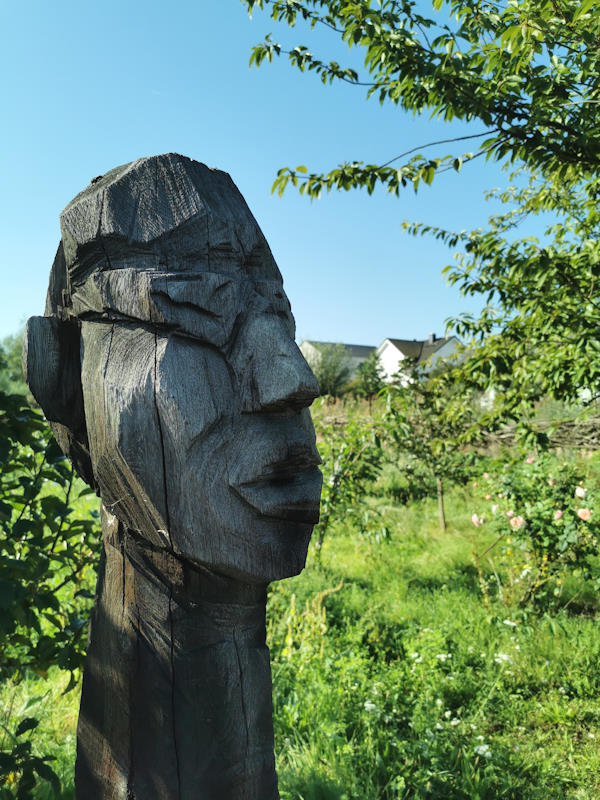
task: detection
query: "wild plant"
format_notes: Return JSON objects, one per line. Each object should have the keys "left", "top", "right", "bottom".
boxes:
{"left": 470, "top": 454, "right": 600, "bottom": 608}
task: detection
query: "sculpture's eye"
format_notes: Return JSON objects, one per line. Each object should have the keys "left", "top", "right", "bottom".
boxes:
{"left": 250, "top": 280, "right": 295, "bottom": 337}
{"left": 151, "top": 273, "right": 243, "bottom": 348}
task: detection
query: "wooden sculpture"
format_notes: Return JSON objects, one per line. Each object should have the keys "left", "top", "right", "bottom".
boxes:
{"left": 23, "top": 154, "right": 323, "bottom": 800}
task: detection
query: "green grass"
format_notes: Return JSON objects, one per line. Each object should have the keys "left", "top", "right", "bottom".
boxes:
{"left": 1, "top": 672, "right": 79, "bottom": 799}
{"left": 268, "top": 476, "right": 600, "bottom": 799}
{"left": 3, "top": 468, "right": 600, "bottom": 798}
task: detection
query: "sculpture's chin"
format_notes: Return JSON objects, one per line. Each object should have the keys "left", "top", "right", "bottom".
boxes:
{"left": 173, "top": 516, "right": 316, "bottom": 584}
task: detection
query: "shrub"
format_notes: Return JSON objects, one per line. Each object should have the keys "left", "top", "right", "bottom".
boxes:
{"left": 470, "top": 454, "right": 600, "bottom": 608}
{"left": 0, "top": 388, "right": 100, "bottom": 797}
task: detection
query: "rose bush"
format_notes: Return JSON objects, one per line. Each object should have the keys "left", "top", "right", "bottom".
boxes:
{"left": 470, "top": 454, "right": 600, "bottom": 608}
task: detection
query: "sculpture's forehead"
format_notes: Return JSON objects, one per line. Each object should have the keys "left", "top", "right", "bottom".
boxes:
{"left": 71, "top": 268, "right": 294, "bottom": 347}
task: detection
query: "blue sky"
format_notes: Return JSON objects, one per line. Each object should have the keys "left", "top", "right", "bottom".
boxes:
{"left": 1, "top": 0, "right": 518, "bottom": 346}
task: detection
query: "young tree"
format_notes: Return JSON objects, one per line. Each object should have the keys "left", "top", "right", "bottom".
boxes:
{"left": 384, "top": 365, "right": 477, "bottom": 532}
{"left": 305, "top": 342, "right": 351, "bottom": 399}
{"left": 356, "top": 351, "right": 385, "bottom": 409}
{"left": 312, "top": 400, "right": 386, "bottom": 556}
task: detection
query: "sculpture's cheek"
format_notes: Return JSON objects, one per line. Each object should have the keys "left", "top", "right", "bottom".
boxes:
{"left": 80, "top": 323, "right": 170, "bottom": 547}
{"left": 153, "top": 336, "right": 237, "bottom": 560}
{"left": 154, "top": 335, "right": 234, "bottom": 454}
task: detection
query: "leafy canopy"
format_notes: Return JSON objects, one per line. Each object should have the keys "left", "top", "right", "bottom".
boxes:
{"left": 407, "top": 168, "right": 600, "bottom": 418}
{"left": 243, "top": 0, "right": 600, "bottom": 417}
{"left": 244, "top": 0, "right": 600, "bottom": 197}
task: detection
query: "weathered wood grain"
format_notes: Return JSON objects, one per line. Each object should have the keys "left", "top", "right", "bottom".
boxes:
{"left": 24, "top": 153, "right": 323, "bottom": 799}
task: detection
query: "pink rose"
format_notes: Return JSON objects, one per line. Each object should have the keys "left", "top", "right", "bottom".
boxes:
{"left": 526, "top": 456, "right": 535, "bottom": 464}
{"left": 506, "top": 510, "right": 514, "bottom": 518}
{"left": 471, "top": 513, "right": 483, "bottom": 527}
{"left": 510, "top": 516, "right": 525, "bottom": 529}
{"left": 577, "top": 508, "right": 592, "bottom": 522}
{"left": 473, "top": 481, "right": 478, "bottom": 488}
{"left": 485, "top": 494, "right": 492, "bottom": 500}
{"left": 553, "top": 510, "right": 563, "bottom": 521}
{"left": 483, "top": 472, "right": 490, "bottom": 480}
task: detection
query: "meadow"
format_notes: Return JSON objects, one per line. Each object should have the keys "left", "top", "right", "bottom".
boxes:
{"left": 3, "top": 440, "right": 600, "bottom": 799}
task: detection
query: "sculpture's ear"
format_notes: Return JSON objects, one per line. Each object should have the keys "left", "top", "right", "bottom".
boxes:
{"left": 22, "top": 316, "right": 85, "bottom": 432}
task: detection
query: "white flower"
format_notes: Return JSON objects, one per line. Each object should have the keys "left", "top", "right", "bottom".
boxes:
{"left": 364, "top": 700, "right": 377, "bottom": 713}
{"left": 502, "top": 619, "right": 517, "bottom": 627}
{"left": 436, "top": 653, "right": 452, "bottom": 662}
{"left": 450, "top": 718, "right": 460, "bottom": 727}
{"left": 520, "top": 567, "right": 532, "bottom": 579}
{"left": 494, "top": 653, "right": 512, "bottom": 664}
{"left": 474, "top": 743, "right": 492, "bottom": 758}
{"left": 575, "top": 486, "right": 587, "bottom": 499}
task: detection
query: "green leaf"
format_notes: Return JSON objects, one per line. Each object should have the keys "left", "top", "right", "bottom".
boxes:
{"left": 573, "top": 0, "right": 599, "bottom": 20}
{"left": 33, "top": 761, "right": 61, "bottom": 794}
{"left": 15, "top": 718, "right": 39, "bottom": 737}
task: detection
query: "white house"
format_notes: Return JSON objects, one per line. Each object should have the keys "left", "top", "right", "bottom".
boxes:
{"left": 299, "top": 341, "right": 376, "bottom": 378}
{"left": 376, "top": 334, "right": 461, "bottom": 384}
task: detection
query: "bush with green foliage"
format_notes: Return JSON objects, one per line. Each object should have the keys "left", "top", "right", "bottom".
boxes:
{"left": 0, "top": 333, "right": 26, "bottom": 396}
{"left": 471, "top": 453, "right": 600, "bottom": 608}
{"left": 0, "top": 376, "right": 100, "bottom": 797}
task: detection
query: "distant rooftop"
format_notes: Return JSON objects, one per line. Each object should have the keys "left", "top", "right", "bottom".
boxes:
{"left": 302, "top": 341, "right": 376, "bottom": 359}
{"left": 383, "top": 335, "right": 456, "bottom": 364}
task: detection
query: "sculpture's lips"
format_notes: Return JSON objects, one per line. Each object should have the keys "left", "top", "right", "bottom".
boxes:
{"left": 232, "top": 453, "right": 322, "bottom": 524}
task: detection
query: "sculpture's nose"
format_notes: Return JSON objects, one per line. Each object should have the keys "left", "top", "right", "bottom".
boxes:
{"left": 235, "top": 314, "right": 320, "bottom": 413}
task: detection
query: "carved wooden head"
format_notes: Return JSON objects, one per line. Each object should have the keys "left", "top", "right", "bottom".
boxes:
{"left": 24, "top": 154, "right": 322, "bottom": 581}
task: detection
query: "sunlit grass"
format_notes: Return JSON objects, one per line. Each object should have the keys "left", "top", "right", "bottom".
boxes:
{"left": 3, "top": 465, "right": 600, "bottom": 798}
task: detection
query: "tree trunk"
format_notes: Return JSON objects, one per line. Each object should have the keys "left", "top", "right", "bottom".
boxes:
{"left": 436, "top": 475, "right": 446, "bottom": 533}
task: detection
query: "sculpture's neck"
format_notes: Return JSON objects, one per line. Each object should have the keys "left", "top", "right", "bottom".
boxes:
{"left": 75, "top": 508, "right": 279, "bottom": 800}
